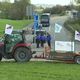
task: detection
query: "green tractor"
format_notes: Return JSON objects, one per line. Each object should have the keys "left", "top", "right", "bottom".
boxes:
{"left": 0, "top": 30, "right": 33, "bottom": 62}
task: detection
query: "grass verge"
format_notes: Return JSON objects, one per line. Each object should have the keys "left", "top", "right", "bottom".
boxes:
{"left": 64, "top": 19, "right": 80, "bottom": 34}
{"left": 0, "top": 19, "right": 33, "bottom": 35}
{"left": 0, "top": 61, "right": 80, "bottom": 80}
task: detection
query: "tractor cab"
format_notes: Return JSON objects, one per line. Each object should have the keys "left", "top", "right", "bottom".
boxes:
{"left": 0, "top": 30, "right": 32, "bottom": 62}
{"left": 4, "top": 30, "right": 25, "bottom": 53}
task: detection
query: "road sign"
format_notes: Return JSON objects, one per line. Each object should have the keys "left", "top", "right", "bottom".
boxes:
{"left": 55, "top": 41, "right": 74, "bottom": 52}
{"left": 5, "top": 24, "right": 13, "bottom": 35}
{"left": 26, "top": 5, "right": 34, "bottom": 16}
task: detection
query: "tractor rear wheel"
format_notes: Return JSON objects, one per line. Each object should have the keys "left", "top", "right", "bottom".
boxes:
{"left": 14, "top": 47, "right": 32, "bottom": 62}
{"left": 0, "top": 54, "right": 2, "bottom": 61}
{"left": 75, "top": 56, "right": 80, "bottom": 64}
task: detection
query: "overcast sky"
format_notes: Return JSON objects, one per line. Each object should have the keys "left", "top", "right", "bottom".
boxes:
{"left": 0, "top": 0, "right": 74, "bottom": 5}
{"left": 31, "top": 0, "right": 73, "bottom": 5}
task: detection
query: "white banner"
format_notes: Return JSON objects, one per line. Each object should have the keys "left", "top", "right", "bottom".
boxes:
{"left": 5, "top": 24, "right": 13, "bottom": 35}
{"left": 55, "top": 23, "right": 62, "bottom": 33}
{"left": 75, "top": 31, "right": 80, "bottom": 41}
{"left": 55, "top": 41, "right": 74, "bottom": 51}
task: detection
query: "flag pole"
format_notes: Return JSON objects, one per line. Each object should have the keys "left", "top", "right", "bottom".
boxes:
{"left": 54, "top": 23, "right": 56, "bottom": 52}
{"left": 54, "top": 23, "right": 62, "bottom": 52}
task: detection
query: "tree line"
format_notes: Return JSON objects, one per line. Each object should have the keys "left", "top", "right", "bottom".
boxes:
{"left": 43, "top": 0, "right": 80, "bottom": 15}
{"left": 0, "top": 0, "right": 31, "bottom": 20}
{"left": 43, "top": 5, "right": 72, "bottom": 15}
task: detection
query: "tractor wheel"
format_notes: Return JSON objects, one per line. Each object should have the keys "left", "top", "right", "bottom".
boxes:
{"left": 14, "top": 47, "right": 32, "bottom": 62}
{"left": 75, "top": 56, "right": 80, "bottom": 64}
{"left": 0, "top": 54, "right": 2, "bottom": 61}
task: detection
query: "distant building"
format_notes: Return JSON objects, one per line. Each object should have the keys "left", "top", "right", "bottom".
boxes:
{"left": 68, "top": 10, "right": 80, "bottom": 20}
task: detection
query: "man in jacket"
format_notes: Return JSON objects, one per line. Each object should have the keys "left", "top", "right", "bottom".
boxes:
{"left": 46, "top": 33, "right": 51, "bottom": 48}
{"left": 36, "top": 34, "right": 41, "bottom": 48}
{"left": 40, "top": 34, "right": 46, "bottom": 47}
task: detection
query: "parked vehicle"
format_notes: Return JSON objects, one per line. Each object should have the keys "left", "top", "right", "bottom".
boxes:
{"left": 40, "top": 13, "right": 50, "bottom": 27}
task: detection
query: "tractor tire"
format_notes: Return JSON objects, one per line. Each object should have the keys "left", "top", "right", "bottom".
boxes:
{"left": 0, "top": 54, "right": 2, "bottom": 61}
{"left": 75, "top": 56, "right": 80, "bottom": 64}
{"left": 14, "top": 47, "right": 32, "bottom": 62}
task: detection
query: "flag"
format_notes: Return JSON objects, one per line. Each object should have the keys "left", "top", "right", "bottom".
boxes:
{"left": 34, "top": 14, "right": 39, "bottom": 31}
{"left": 5, "top": 24, "right": 13, "bottom": 35}
{"left": 55, "top": 23, "right": 62, "bottom": 33}
{"left": 75, "top": 31, "right": 80, "bottom": 41}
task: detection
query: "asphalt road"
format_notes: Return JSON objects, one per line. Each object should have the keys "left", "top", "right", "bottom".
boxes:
{"left": 25, "top": 15, "right": 80, "bottom": 52}
{"left": 49, "top": 16, "right": 72, "bottom": 50}
{"left": 25, "top": 16, "right": 71, "bottom": 50}
{"left": 47, "top": 15, "right": 80, "bottom": 52}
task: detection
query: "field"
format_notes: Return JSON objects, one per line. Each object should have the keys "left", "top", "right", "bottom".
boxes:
{"left": 64, "top": 20, "right": 80, "bottom": 33}
{"left": 0, "top": 61, "right": 80, "bottom": 80}
{"left": 0, "top": 19, "right": 33, "bottom": 35}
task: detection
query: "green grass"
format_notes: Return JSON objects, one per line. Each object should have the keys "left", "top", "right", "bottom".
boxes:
{"left": 0, "top": 61, "right": 80, "bottom": 80}
{"left": 0, "top": 19, "right": 33, "bottom": 35}
{"left": 68, "top": 20, "right": 80, "bottom": 31}
{"left": 64, "top": 19, "right": 80, "bottom": 34}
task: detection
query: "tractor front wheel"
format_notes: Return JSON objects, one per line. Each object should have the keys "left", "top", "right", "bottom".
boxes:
{"left": 0, "top": 54, "right": 2, "bottom": 61}
{"left": 14, "top": 47, "right": 32, "bottom": 62}
{"left": 75, "top": 56, "right": 80, "bottom": 64}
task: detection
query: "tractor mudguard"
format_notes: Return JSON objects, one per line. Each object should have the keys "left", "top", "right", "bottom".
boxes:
{"left": 0, "top": 42, "right": 4, "bottom": 55}
{"left": 13, "top": 43, "right": 31, "bottom": 49}
{"left": 12, "top": 43, "right": 32, "bottom": 53}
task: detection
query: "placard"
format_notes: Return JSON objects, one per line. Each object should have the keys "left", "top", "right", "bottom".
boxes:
{"left": 5, "top": 24, "right": 13, "bottom": 35}
{"left": 55, "top": 41, "right": 74, "bottom": 51}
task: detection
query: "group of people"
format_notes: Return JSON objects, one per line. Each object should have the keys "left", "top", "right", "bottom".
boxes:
{"left": 36, "top": 33, "right": 51, "bottom": 48}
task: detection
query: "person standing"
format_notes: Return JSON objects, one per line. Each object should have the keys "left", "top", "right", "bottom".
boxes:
{"left": 36, "top": 34, "right": 40, "bottom": 48}
{"left": 38, "top": 24, "right": 42, "bottom": 30}
{"left": 46, "top": 33, "right": 51, "bottom": 48}
{"left": 40, "top": 34, "right": 46, "bottom": 47}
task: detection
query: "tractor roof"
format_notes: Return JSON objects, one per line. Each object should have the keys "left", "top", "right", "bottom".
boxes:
{"left": 12, "top": 30, "right": 22, "bottom": 34}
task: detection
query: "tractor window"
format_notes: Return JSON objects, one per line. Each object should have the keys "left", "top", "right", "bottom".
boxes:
{"left": 11, "top": 34, "right": 22, "bottom": 42}
{"left": 0, "top": 37, "right": 4, "bottom": 42}
{"left": 5, "top": 34, "right": 23, "bottom": 53}
{"left": 41, "top": 15, "right": 49, "bottom": 19}
{"left": 24, "top": 33, "right": 33, "bottom": 43}
{"left": 5, "top": 34, "right": 22, "bottom": 44}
